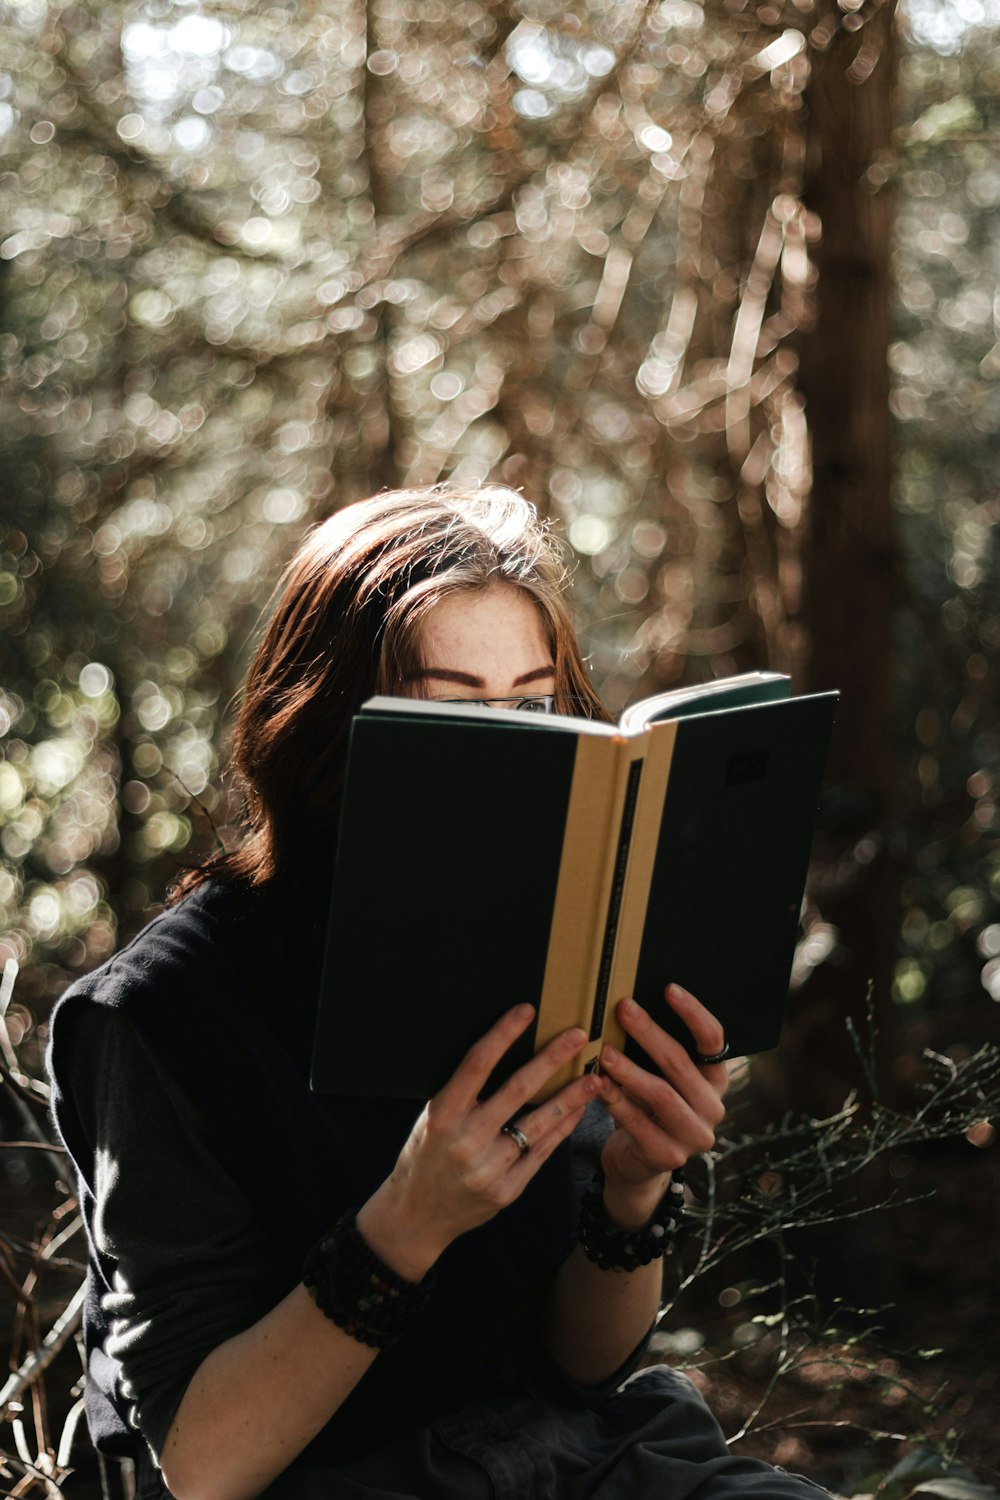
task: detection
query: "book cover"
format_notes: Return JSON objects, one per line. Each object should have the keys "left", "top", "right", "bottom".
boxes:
{"left": 311, "top": 712, "right": 602, "bottom": 1097}
{"left": 626, "top": 693, "right": 837, "bottom": 1070}
{"left": 310, "top": 678, "right": 836, "bottom": 1099}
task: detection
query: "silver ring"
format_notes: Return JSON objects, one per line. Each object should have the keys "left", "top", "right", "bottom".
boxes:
{"left": 695, "top": 1042, "right": 730, "bottom": 1066}
{"left": 501, "top": 1123, "right": 531, "bottom": 1157}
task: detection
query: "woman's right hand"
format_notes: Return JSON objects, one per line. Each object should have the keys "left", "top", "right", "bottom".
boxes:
{"left": 357, "top": 1004, "right": 599, "bottom": 1281}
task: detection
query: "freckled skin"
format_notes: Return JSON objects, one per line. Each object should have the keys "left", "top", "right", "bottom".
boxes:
{"left": 414, "top": 585, "right": 555, "bottom": 702}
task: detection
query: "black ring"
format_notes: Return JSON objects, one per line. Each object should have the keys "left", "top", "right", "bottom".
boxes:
{"left": 501, "top": 1123, "right": 531, "bottom": 1157}
{"left": 695, "top": 1042, "right": 731, "bottom": 1066}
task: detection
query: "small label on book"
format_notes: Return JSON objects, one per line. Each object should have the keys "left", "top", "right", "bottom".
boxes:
{"left": 726, "top": 748, "right": 769, "bottom": 786}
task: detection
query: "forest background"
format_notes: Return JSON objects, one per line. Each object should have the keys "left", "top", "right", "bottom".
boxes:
{"left": 2, "top": 0, "right": 1000, "bottom": 1495}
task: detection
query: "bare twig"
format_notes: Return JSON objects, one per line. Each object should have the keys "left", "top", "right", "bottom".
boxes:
{"left": 1, "top": 1283, "right": 86, "bottom": 1415}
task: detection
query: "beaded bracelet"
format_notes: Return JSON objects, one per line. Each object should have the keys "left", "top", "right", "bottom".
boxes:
{"left": 577, "top": 1169, "right": 686, "bottom": 1271}
{"left": 302, "top": 1210, "right": 434, "bottom": 1348}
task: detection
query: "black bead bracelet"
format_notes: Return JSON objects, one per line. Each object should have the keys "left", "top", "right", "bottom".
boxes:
{"left": 577, "top": 1169, "right": 686, "bottom": 1271}
{"left": 302, "top": 1210, "right": 434, "bottom": 1348}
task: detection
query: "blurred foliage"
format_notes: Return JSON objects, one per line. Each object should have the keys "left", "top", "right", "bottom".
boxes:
{"left": 0, "top": 0, "right": 814, "bottom": 1011}
{"left": 890, "top": 2, "right": 1000, "bottom": 1033}
{"left": 0, "top": 0, "right": 996, "bottom": 1049}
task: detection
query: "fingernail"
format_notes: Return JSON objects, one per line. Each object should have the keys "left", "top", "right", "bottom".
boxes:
{"left": 620, "top": 997, "right": 637, "bottom": 1017}
{"left": 602, "top": 1045, "right": 620, "bottom": 1065}
{"left": 514, "top": 1003, "right": 535, "bottom": 1021}
{"left": 668, "top": 984, "right": 692, "bottom": 1003}
{"left": 583, "top": 1075, "right": 600, "bottom": 1096}
{"left": 568, "top": 1027, "right": 587, "bottom": 1046}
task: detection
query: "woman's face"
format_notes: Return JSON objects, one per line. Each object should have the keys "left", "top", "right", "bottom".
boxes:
{"left": 406, "top": 584, "right": 556, "bottom": 708}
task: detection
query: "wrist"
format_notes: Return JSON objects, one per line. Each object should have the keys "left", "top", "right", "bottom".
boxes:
{"left": 303, "top": 1209, "right": 435, "bottom": 1348}
{"left": 577, "top": 1170, "right": 686, "bottom": 1272}
{"left": 601, "top": 1171, "right": 673, "bottom": 1230}
{"left": 356, "top": 1180, "right": 446, "bottom": 1283}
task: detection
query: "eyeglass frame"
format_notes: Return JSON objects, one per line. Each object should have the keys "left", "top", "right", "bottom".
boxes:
{"left": 431, "top": 694, "right": 557, "bottom": 714}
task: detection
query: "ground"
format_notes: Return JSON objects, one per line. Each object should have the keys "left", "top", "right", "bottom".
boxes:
{"left": 655, "top": 1137, "right": 1000, "bottom": 1495}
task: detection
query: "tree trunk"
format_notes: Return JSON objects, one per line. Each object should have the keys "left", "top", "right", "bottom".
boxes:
{"left": 758, "top": 2, "right": 902, "bottom": 1119}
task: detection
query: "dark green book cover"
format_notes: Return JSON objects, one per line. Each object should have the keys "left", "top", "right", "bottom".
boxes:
{"left": 311, "top": 713, "right": 583, "bottom": 1097}
{"left": 311, "top": 683, "right": 836, "bottom": 1099}
{"left": 626, "top": 693, "right": 837, "bottom": 1070}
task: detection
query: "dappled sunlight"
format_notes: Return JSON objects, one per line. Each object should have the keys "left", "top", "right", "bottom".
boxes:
{"left": 0, "top": 0, "right": 995, "bottom": 1047}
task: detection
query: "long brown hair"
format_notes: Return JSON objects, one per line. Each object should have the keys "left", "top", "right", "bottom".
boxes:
{"left": 175, "top": 484, "right": 608, "bottom": 895}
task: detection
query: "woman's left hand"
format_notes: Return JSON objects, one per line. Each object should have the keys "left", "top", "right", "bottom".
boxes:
{"left": 594, "top": 985, "right": 729, "bottom": 1225}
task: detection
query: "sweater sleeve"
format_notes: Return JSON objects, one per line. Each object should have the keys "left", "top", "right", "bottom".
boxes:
{"left": 51, "top": 998, "right": 273, "bottom": 1467}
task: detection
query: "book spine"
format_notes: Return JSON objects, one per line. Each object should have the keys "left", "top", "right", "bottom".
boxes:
{"left": 589, "top": 756, "right": 644, "bottom": 1041}
{"left": 533, "top": 735, "right": 654, "bottom": 1098}
{"left": 531, "top": 736, "right": 631, "bottom": 1092}
{"left": 596, "top": 720, "right": 679, "bottom": 1058}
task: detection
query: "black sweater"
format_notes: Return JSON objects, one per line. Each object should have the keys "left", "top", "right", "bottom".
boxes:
{"left": 48, "top": 880, "right": 610, "bottom": 1469}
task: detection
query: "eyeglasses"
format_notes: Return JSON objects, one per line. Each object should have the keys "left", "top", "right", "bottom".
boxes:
{"left": 434, "top": 695, "right": 556, "bottom": 715}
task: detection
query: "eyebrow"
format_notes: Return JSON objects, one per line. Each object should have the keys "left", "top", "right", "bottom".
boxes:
{"left": 405, "top": 665, "right": 556, "bottom": 688}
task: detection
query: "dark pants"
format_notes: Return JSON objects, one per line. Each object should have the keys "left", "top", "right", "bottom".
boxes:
{"left": 260, "top": 1366, "right": 829, "bottom": 1500}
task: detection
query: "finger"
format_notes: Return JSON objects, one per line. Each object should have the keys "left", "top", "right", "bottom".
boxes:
{"left": 664, "top": 985, "right": 730, "bottom": 1079}
{"left": 600, "top": 1041, "right": 724, "bottom": 1143}
{"left": 482, "top": 1025, "right": 590, "bottom": 1128}
{"left": 598, "top": 1084, "right": 691, "bottom": 1172}
{"left": 501, "top": 1071, "right": 603, "bottom": 1156}
{"left": 435, "top": 1004, "right": 537, "bottom": 1121}
{"left": 614, "top": 998, "right": 728, "bottom": 1113}
{"left": 500, "top": 1098, "right": 590, "bottom": 1189}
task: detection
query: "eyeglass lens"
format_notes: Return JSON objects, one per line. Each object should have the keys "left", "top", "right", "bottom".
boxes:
{"left": 438, "top": 695, "right": 555, "bottom": 714}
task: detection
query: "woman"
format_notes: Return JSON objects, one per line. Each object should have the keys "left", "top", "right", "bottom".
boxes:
{"left": 49, "top": 484, "right": 824, "bottom": 1500}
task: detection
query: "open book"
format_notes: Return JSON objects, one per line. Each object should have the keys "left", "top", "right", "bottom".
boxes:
{"left": 310, "top": 672, "right": 837, "bottom": 1100}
